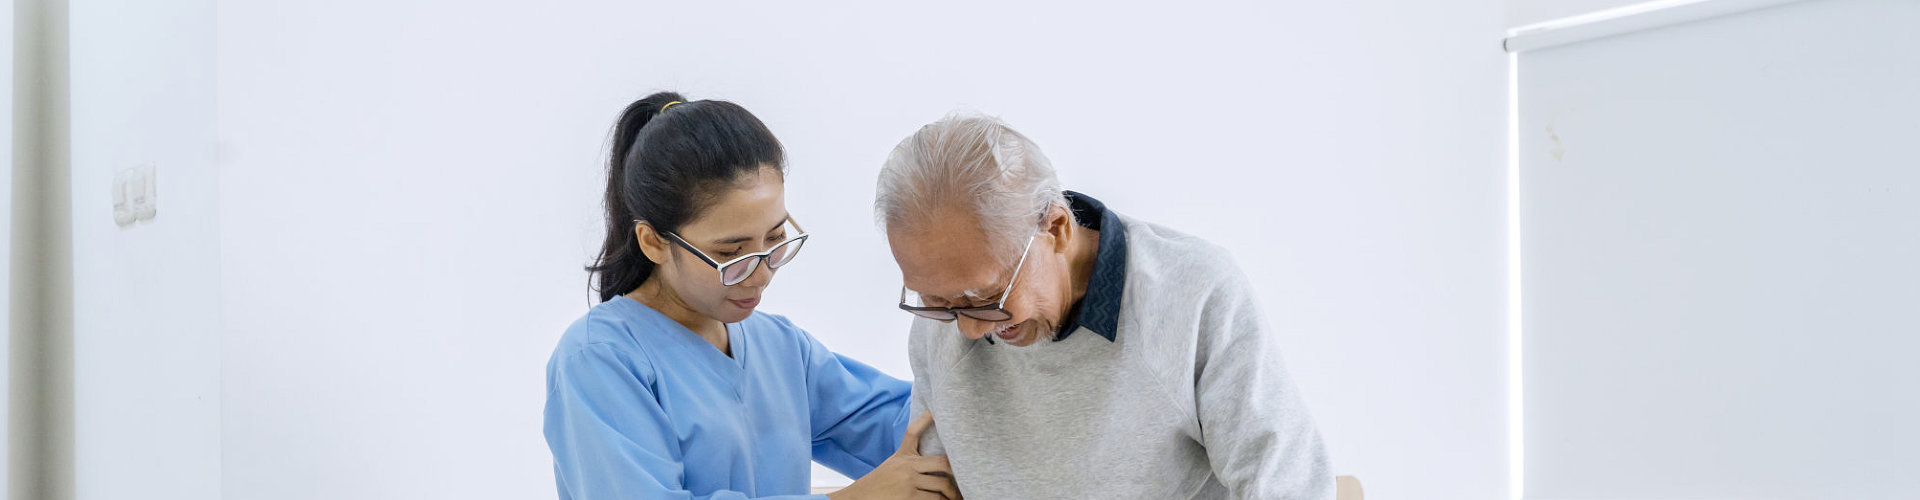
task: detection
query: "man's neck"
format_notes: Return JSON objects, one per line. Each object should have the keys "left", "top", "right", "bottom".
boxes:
{"left": 1065, "top": 224, "right": 1102, "bottom": 309}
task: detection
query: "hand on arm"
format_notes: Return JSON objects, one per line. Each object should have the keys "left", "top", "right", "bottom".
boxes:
{"left": 827, "top": 413, "right": 962, "bottom": 500}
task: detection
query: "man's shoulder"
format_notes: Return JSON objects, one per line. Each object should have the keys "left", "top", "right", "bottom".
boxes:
{"left": 1116, "top": 214, "right": 1248, "bottom": 293}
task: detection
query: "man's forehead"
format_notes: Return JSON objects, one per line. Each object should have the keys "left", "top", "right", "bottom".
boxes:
{"left": 908, "top": 280, "right": 999, "bottom": 302}
{"left": 893, "top": 238, "right": 1007, "bottom": 299}
{"left": 901, "top": 259, "right": 1004, "bottom": 298}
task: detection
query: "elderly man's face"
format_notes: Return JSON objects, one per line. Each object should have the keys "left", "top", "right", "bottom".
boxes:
{"left": 888, "top": 208, "right": 1075, "bottom": 347}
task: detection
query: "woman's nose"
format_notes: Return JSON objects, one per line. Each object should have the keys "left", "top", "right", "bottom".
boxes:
{"left": 736, "top": 258, "right": 775, "bottom": 288}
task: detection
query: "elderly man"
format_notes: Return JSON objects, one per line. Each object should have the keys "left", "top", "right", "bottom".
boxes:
{"left": 873, "top": 113, "right": 1334, "bottom": 499}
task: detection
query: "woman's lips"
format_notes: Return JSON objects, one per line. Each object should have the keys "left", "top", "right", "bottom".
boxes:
{"left": 729, "top": 297, "right": 760, "bottom": 309}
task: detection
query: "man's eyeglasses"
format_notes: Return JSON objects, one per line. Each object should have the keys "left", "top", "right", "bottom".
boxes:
{"left": 656, "top": 217, "right": 809, "bottom": 286}
{"left": 898, "top": 233, "right": 1036, "bottom": 322}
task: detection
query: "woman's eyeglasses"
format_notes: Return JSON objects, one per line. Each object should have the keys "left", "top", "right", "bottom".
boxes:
{"left": 657, "top": 217, "right": 809, "bottom": 286}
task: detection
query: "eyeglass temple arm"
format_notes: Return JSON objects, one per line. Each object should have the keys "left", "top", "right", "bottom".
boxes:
{"left": 664, "top": 231, "right": 722, "bottom": 267}
{"left": 996, "top": 234, "right": 1039, "bottom": 307}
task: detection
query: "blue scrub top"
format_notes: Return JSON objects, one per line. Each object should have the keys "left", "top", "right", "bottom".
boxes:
{"left": 544, "top": 296, "right": 911, "bottom": 500}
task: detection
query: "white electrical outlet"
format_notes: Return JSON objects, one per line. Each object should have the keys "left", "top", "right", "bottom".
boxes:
{"left": 113, "top": 165, "right": 157, "bottom": 227}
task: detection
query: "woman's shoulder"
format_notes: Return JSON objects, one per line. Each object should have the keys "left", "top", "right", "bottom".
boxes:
{"left": 557, "top": 298, "right": 645, "bottom": 346}
{"left": 548, "top": 298, "right": 663, "bottom": 380}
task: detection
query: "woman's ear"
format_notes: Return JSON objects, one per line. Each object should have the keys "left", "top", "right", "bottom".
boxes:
{"left": 635, "top": 222, "right": 671, "bottom": 265}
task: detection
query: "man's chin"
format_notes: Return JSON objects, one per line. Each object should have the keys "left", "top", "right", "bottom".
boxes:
{"left": 1001, "top": 322, "right": 1051, "bottom": 347}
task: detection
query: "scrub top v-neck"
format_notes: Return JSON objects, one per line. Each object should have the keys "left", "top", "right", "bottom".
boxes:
{"left": 545, "top": 296, "right": 911, "bottom": 500}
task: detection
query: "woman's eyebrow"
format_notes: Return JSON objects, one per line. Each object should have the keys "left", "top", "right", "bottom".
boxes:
{"left": 708, "top": 214, "right": 791, "bottom": 245}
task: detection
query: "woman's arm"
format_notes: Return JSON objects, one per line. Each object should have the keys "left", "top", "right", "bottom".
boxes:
{"left": 792, "top": 321, "right": 960, "bottom": 499}
{"left": 795, "top": 329, "right": 913, "bottom": 476}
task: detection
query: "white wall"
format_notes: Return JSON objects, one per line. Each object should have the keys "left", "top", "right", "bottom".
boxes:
{"left": 68, "top": 0, "right": 221, "bottom": 499}
{"left": 59, "top": 1, "right": 1516, "bottom": 499}
{"left": 1509, "top": 0, "right": 1649, "bottom": 26}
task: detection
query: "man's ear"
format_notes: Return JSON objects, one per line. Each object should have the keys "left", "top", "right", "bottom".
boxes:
{"left": 635, "top": 221, "right": 671, "bottom": 265}
{"left": 1041, "top": 203, "right": 1075, "bottom": 254}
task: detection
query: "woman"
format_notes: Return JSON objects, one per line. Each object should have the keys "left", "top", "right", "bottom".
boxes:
{"left": 544, "top": 92, "right": 958, "bottom": 500}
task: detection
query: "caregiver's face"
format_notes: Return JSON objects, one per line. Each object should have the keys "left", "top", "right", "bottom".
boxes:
{"left": 659, "top": 166, "right": 790, "bottom": 323}
{"left": 888, "top": 209, "right": 1073, "bottom": 347}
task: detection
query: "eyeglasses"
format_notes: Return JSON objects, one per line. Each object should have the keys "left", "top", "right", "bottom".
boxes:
{"left": 657, "top": 217, "right": 809, "bottom": 286}
{"left": 897, "top": 233, "right": 1037, "bottom": 322}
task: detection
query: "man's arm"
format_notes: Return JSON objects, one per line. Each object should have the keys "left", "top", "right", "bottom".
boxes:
{"left": 1194, "top": 269, "right": 1336, "bottom": 499}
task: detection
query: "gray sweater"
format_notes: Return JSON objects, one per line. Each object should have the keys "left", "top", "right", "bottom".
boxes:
{"left": 908, "top": 213, "right": 1334, "bottom": 499}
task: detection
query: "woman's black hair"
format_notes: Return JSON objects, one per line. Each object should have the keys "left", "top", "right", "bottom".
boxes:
{"left": 589, "top": 92, "right": 786, "bottom": 302}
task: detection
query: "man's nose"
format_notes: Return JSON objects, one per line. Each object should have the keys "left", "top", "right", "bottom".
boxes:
{"left": 956, "top": 316, "right": 993, "bottom": 339}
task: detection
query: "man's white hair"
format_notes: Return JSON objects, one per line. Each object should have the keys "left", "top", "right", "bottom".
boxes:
{"left": 875, "top": 112, "right": 1067, "bottom": 266}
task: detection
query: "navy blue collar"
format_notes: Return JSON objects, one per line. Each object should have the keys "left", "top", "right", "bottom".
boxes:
{"left": 1053, "top": 191, "right": 1127, "bottom": 342}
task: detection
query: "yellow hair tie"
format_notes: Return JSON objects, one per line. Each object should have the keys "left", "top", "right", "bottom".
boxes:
{"left": 660, "top": 101, "right": 682, "bottom": 113}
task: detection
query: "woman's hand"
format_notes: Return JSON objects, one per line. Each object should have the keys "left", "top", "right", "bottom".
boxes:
{"left": 827, "top": 412, "right": 961, "bottom": 500}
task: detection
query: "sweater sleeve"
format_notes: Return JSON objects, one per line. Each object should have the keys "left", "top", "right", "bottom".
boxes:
{"left": 1192, "top": 265, "right": 1337, "bottom": 500}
